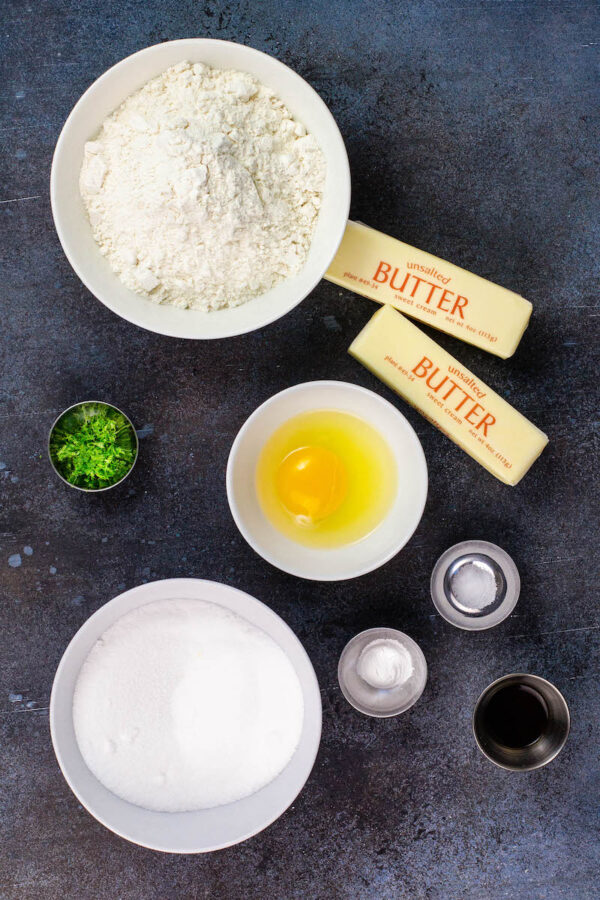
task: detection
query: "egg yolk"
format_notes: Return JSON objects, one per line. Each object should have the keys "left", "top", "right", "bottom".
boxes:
{"left": 276, "top": 445, "right": 348, "bottom": 524}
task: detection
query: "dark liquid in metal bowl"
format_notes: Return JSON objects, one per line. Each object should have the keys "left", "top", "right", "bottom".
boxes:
{"left": 482, "top": 684, "right": 549, "bottom": 748}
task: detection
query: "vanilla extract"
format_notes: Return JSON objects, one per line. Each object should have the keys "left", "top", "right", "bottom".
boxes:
{"left": 482, "top": 683, "right": 549, "bottom": 749}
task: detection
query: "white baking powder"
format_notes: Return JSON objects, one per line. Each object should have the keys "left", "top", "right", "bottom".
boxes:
{"left": 72, "top": 598, "right": 304, "bottom": 812}
{"left": 357, "top": 638, "right": 413, "bottom": 690}
{"left": 80, "top": 61, "right": 326, "bottom": 311}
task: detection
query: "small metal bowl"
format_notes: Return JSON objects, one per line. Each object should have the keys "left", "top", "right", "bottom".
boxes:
{"left": 473, "top": 673, "right": 570, "bottom": 771}
{"left": 338, "top": 627, "right": 428, "bottom": 718}
{"left": 48, "top": 400, "right": 138, "bottom": 492}
{"left": 430, "top": 540, "right": 520, "bottom": 631}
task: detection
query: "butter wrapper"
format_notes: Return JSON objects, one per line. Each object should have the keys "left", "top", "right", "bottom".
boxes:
{"left": 328, "top": 220, "right": 532, "bottom": 358}
{"left": 349, "top": 305, "right": 548, "bottom": 485}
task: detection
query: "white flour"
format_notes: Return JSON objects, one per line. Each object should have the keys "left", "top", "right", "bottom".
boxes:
{"left": 72, "top": 598, "right": 304, "bottom": 812}
{"left": 80, "top": 61, "right": 326, "bottom": 311}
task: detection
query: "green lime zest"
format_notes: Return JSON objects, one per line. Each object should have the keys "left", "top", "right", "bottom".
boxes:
{"left": 50, "top": 403, "right": 137, "bottom": 490}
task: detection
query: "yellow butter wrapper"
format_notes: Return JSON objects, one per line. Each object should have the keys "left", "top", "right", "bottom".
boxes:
{"left": 349, "top": 305, "right": 548, "bottom": 485}
{"left": 327, "top": 220, "right": 532, "bottom": 358}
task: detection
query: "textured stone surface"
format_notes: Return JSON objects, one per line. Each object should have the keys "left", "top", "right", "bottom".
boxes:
{"left": 1, "top": 2, "right": 598, "bottom": 898}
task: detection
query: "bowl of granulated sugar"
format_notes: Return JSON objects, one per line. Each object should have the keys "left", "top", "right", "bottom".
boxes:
{"left": 50, "top": 579, "right": 321, "bottom": 852}
{"left": 51, "top": 39, "right": 350, "bottom": 338}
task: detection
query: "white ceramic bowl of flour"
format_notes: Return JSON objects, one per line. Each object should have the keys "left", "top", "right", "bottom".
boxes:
{"left": 227, "top": 381, "right": 428, "bottom": 581}
{"left": 51, "top": 40, "right": 350, "bottom": 338}
{"left": 50, "top": 579, "right": 322, "bottom": 852}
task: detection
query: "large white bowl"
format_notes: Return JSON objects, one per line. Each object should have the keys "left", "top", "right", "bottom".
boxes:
{"left": 49, "top": 579, "right": 322, "bottom": 853}
{"left": 50, "top": 39, "right": 351, "bottom": 339}
{"left": 226, "top": 381, "right": 428, "bottom": 581}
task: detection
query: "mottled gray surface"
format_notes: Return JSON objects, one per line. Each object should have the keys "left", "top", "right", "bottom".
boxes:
{"left": 1, "top": 1, "right": 599, "bottom": 898}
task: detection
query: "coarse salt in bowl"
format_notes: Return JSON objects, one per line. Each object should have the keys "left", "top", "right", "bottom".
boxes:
{"left": 50, "top": 579, "right": 322, "bottom": 853}
{"left": 51, "top": 39, "right": 351, "bottom": 339}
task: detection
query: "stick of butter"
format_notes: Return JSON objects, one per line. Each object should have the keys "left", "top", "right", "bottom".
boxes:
{"left": 349, "top": 305, "right": 548, "bottom": 485}
{"left": 326, "top": 220, "right": 532, "bottom": 358}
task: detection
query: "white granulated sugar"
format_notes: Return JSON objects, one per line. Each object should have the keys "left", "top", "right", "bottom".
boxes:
{"left": 80, "top": 61, "right": 326, "bottom": 311}
{"left": 72, "top": 598, "right": 304, "bottom": 812}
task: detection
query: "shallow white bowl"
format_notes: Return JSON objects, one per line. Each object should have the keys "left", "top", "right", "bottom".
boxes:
{"left": 226, "top": 381, "right": 428, "bottom": 581}
{"left": 50, "top": 579, "right": 321, "bottom": 853}
{"left": 50, "top": 39, "right": 350, "bottom": 339}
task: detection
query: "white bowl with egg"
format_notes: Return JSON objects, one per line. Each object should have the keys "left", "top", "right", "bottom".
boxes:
{"left": 51, "top": 39, "right": 350, "bottom": 338}
{"left": 226, "top": 381, "right": 428, "bottom": 580}
{"left": 50, "top": 579, "right": 321, "bottom": 852}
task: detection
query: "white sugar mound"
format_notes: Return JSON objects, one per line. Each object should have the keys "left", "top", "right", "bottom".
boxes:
{"left": 73, "top": 598, "right": 304, "bottom": 812}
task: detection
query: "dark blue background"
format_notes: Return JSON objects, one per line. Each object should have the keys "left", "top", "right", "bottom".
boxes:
{"left": 1, "top": 2, "right": 598, "bottom": 898}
